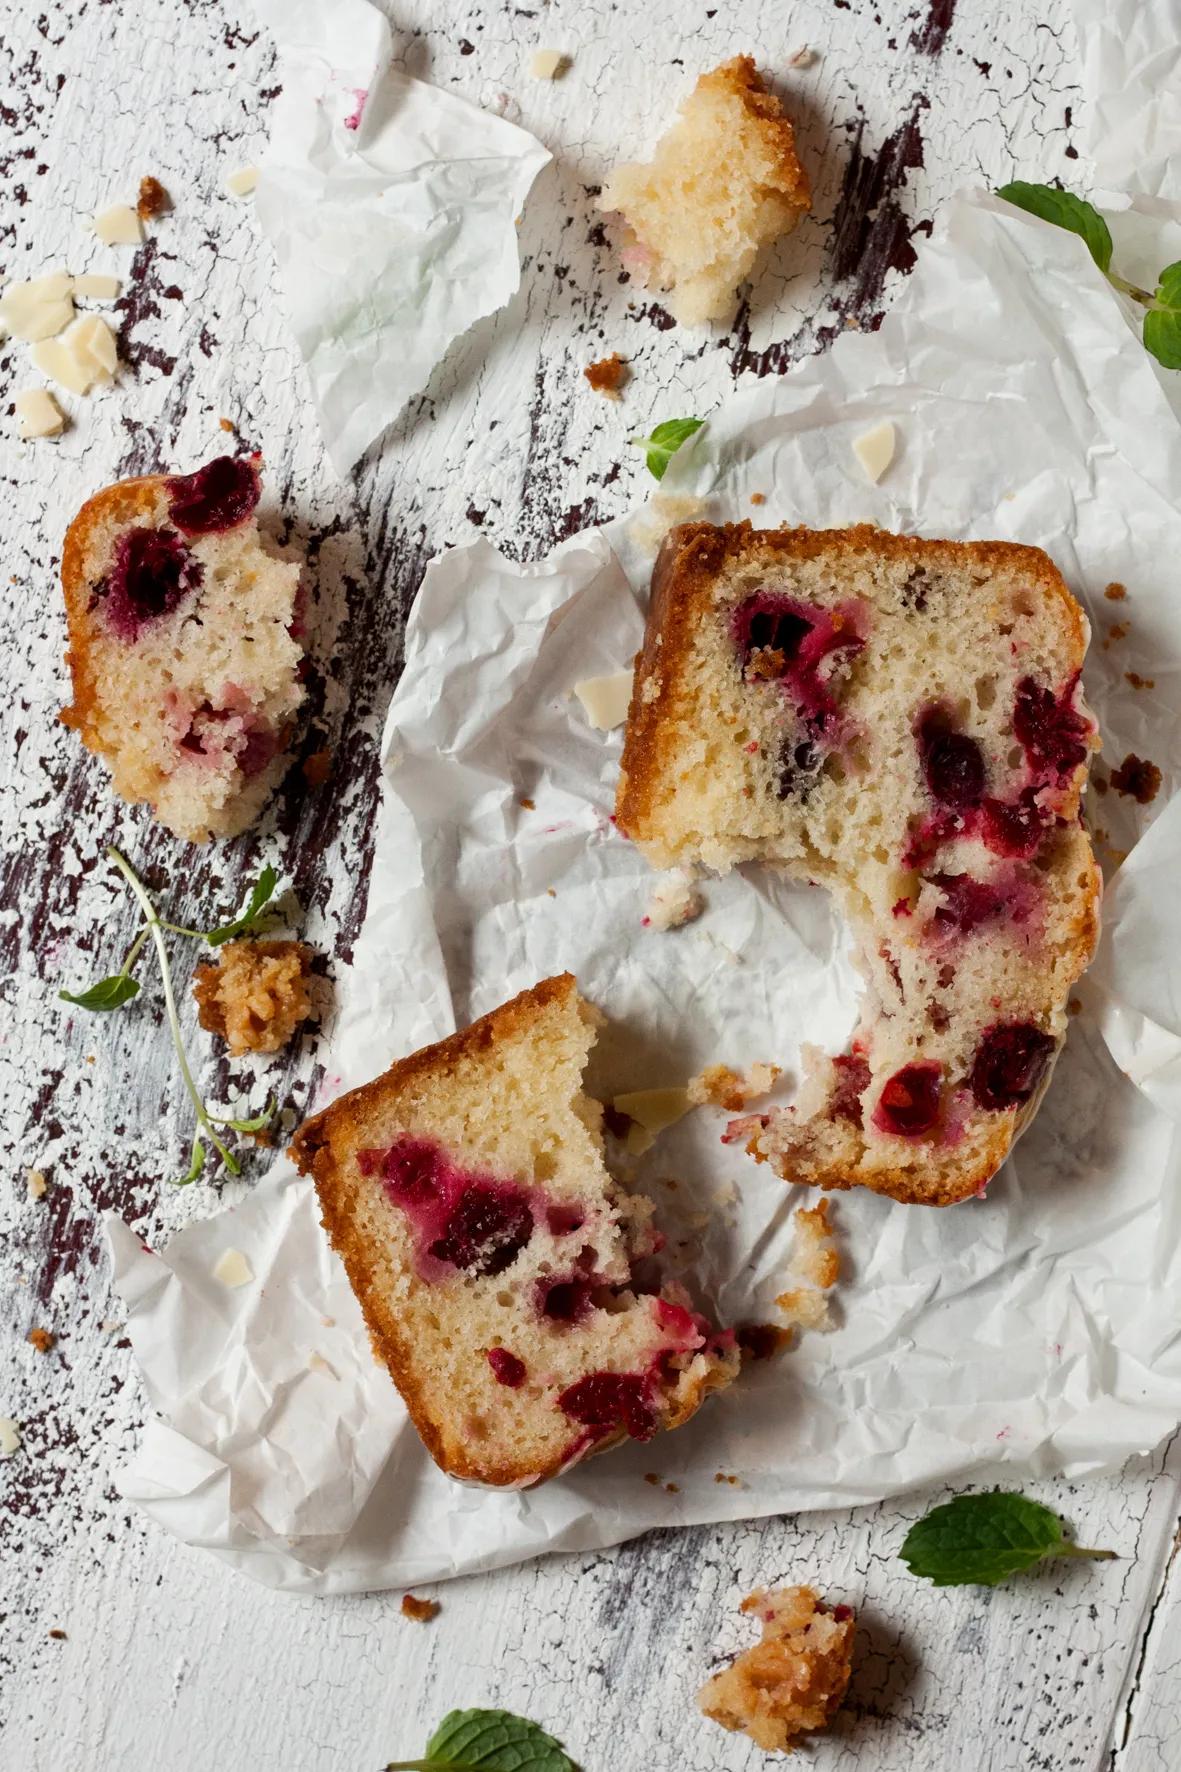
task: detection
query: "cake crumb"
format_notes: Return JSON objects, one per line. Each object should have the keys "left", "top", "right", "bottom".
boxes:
{"left": 750, "top": 492, "right": 766, "bottom": 506}
{"left": 689, "top": 1061, "right": 780, "bottom": 1110}
{"left": 137, "top": 176, "right": 171, "bottom": 219}
{"left": 643, "top": 868, "right": 703, "bottom": 931}
{"left": 26, "top": 1169, "right": 48, "bottom": 1201}
{"left": 1125, "top": 671, "right": 1154, "bottom": 690}
{"left": 776, "top": 1201, "right": 839, "bottom": 1331}
{"left": 1068, "top": 998, "right": 1082, "bottom": 1016}
{"left": 584, "top": 352, "right": 628, "bottom": 398}
{"left": 644, "top": 1471, "right": 662, "bottom": 1485}
{"left": 401, "top": 1594, "right": 440, "bottom": 1622}
{"left": 194, "top": 939, "right": 314, "bottom": 1056}
{"left": 219, "top": 416, "right": 236, "bottom": 432}
{"left": 713, "top": 1471, "right": 742, "bottom": 1486}
{"left": 787, "top": 46, "right": 819, "bottom": 68}
{"left": 48, "top": 1629, "right": 67, "bottom": 1641}
{"left": 698, "top": 1586, "right": 856, "bottom": 1752}
{"left": 1109, "top": 753, "right": 1162, "bottom": 804}
{"left": 27, "top": 1328, "right": 55, "bottom": 1353}
{"left": 736, "top": 1322, "right": 792, "bottom": 1361}
{"left": 301, "top": 748, "right": 332, "bottom": 788}
{"left": 519, "top": 796, "right": 535, "bottom": 811}
{"left": 1104, "top": 581, "right": 1128, "bottom": 601}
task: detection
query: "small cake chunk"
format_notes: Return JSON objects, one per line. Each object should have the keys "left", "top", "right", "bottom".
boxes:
{"left": 699, "top": 1586, "right": 856, "bottom": 1752}
{"left": 618, "top": 521, "right": 1099, "bottom": 1205}
{"left": 194, "top": 939, "right": 314, "bottom": 1055}
{"left": 584, "top": 353, "right": 628, "bottom": 398}
{"left": 289, "top": 975, "right": 738, "bottom": 1487}
{"left": 60, "top": 456, "right": 305, "bottom": 841}
{"left": 600, "top": 57, "right": 810, "bottom": 326}
{"left": 137, "top": 176, "right": 171, "bottom": 219}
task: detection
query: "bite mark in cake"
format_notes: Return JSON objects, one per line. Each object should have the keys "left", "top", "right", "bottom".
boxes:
{"left": 617, "top": 521, "right": 1100, "bottom": 1206}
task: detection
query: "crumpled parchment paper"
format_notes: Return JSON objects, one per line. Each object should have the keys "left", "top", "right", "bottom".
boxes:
{"left": 249, "top": 0, "right": 550, "bottom": 474}
{"left": 1073, "top": 0, "right": 1181, "bottom": 203}
{"left": 108, "top": 184, "right": 1181, "bottom": 1594}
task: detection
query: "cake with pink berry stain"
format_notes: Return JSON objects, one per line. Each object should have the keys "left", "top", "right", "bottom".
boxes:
{"left": 289, "top": 974, "right": 739, "bottom": 1487}
{"left": 61, "top": 454, "right": 304, "bottom": 842}
{"left": 617, "top": 522, "right": 1101, "bottom": 1206}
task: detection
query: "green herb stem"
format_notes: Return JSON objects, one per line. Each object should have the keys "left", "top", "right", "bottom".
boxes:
{"left": 121, "top": 924, "right": 151, "bottom": 977}
{"left": 106, "top": 846, "right": 240, "bottom": 1177}
{"left": 1058, "top": 1542, "right": 1118, "bottom": 1562}
{"left": 1106, "top": 269, "right": 1157, "bottom": 307}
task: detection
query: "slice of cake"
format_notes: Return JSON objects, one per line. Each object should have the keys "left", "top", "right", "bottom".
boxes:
{"left": 289, "top": 975, "right": 738, "bottom": 1487}
{"left": 698, "top": 1586, "right": 856, "bottom": 1752}
{"left": 599, "top": 56, "right": 810, "bottom": 326}
{"left": 617, "top": 522, "right": 1100, "bottom": 1206}
{"left": 61, "top": 454, "right": 304, "bottom": 842}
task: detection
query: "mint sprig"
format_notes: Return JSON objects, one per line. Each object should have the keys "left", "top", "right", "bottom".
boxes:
{"left": 57, "top": 847, "right": 283, "bottom": 1183}
{"left": 633, "top": 416, "right": 705, "bottom": 481}
{"left": 899, "top": 1492, "right": 1116, "bottom": 1588}
{"left": 387, "top": 1708, "right": 578, "bottom": 1772}
{"left": 999, "top": 181, "right": 1180, "bottom": 370}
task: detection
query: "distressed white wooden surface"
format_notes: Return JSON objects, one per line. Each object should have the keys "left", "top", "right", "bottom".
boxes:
{"left": 3, "top": 0, "right": 1180, "bottom": 1767}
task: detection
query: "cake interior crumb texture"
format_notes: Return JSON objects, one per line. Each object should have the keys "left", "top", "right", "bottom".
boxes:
{"left": 289, "top": 975, "right": 739, "bottom": 1488}
{"left": 617, "top": 522, "right": 1100, "bottom": 1206}
{"left": 699, "top": 1585, "right": 857, "bottom": 1752}
{"left": 60, "top": 458, "right": 304, "bottom": 843}
{"left": 600, "top": 55, "right": 810, "bottom": 326}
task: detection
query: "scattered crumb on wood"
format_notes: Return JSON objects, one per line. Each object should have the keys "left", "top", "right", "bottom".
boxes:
{"left": 584, "top": 352, "right": 628, "bottom": 398}
{"left": 27, "top": 1328, "right": 55, "bottom": 1353}
{"left": 1104, "top": 581, "right": 1128, "bottom": 600}
{"left": 48, "top": 1628, "right": 67, "bottom": 1641}
{"left": 193, "top": 939, "right": 314, "bottom": 1055}
{"left": 137, "top": 175, "right": 171, "bottom": 219}
{"left": 400, "top": 1594, "right": 440, "bottom": 1622}
{"left": 1109, "top": 753, "right": 1162, "bottom": 804}
{"left": 25, "top": 1168, "right": 48, "bottom": 1201}
{"left": 301, "top": 748, "right": 333, "bottom": 788}
{"left": 219, "top": 416, "right": 236, "bottom": 432}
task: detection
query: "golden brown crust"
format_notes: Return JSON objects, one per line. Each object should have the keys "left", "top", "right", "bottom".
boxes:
{"left": 617, "top": 520, "right": 1089, "bottom": 843}
{"left": 702, "top": 56, "right": 811, "bottom": 214}
{"left": 289, "top": 976, "right": 585, "bottom": 1488}
{"left": 60, "top": 474, "right": 167, "bottom": 752}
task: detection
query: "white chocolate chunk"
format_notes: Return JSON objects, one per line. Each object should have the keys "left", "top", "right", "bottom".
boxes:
{"left": 852, "top": 419, "right": 896, "bottom": 484}
{"left": 212, "top": 1248, "right": 254, "bottom": 1289}
{"left": 69, "top": 314, "right": 118, "bottom": 375}
{"left": 0, "top": 1418, "right": 21, "bottom": 1458}
{"left": 0, "top": 275, "right": 76, "bottom": 342}
{"left": 93, "top": 204, "right": 143, "bottom": 246}
{"left": 73, "top": 272, "right": 121, "bottom": 300}
{"left": 573, "top": 669, "right": 633, "bottom": 731}
{"left": 226, "top": 165, "right": 260, "bottom": 198}
{"left": 613, "top": 1085, "right": 693, "bottom": 1155}
{"left": 528, "top": 49, "right": 568, "bottom": 78}
{"left": 15, "top": 388, "right": 66, "bottom": 438}
{"left": 31, "top": 337, "right": 93, "bottom": 396}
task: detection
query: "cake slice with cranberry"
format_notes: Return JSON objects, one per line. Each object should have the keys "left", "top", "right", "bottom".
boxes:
{"left": 61, "top": 454, "right": 304, "bottom": 842}
{"left": 289, "top": 974, "right": 739, "bottom": 1487}
{"left": 617, "top": 522, "right": 1100, "bottom": 1206}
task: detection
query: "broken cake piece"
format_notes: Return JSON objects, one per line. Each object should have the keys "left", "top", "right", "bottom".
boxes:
{"left": 699, "top": 1585, "right": 856, "bottom": 1752}
{"left": 618, "top": 521, "right": 1100, "bottom": 1206}
{"left": 289, "top": 974, "right": 738, "bottom": 1487}
{"left": 193, "top": 938, "right": 314, "bottom": 1055}
{"left": 61, "top": 454, "right": 305, "bottom": 842}
{"left": 600, "top": 57, "right": 810, "bottom": 326}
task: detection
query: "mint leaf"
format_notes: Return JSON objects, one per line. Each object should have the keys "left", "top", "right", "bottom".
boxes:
{"left": 899, "top": 1492, "right": 1116, "bottom": 1588}
{"left": 387, "top": 1708, "right": 578, "bottom": 1772}
{"left": 59, "top": 974, "right": 140, "bottom": 1012}
{"left": 637, "top": 417, "right": 705, "bottom": 481}
{"left": 205, "top": 864, "right": 282, "bottom": 946}
{"left": 1144, "top": 261, "right": 1181, "bottom": 369}
{"left": 998, "top": 181, "right": 1113, "bottom": 274}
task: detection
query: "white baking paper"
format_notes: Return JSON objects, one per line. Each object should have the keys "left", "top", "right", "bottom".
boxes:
{"left": 110, "top": 189, "right": 1181, "bottom": 1593}
{"left": 249, "top": 0, "right": 550, "bottom": 474}
{"left": 1073, "top": 0, "right": 1181, "bottom": 203}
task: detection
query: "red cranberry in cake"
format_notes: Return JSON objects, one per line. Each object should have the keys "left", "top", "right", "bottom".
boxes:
{"left": 1013, "top": 674, "right": 1091, "bottom": 782}
{"left": 168, "top": 454, "right": 261, "bottom": 535}
{"left": 558, "top": 1370, "right": 658, "bottom": 1441}
{"left": 100, "top": 528, "right": 202, "bottom": 640}
{"left": 487, "top": 1348, "right": 527, "bottom": 1387}
{"left": 617, "top": 521, "right": 1099, "bottom": 1205}
{"left": 916, "top": 706, "right": 987, "bottom": 809}
{"left": 970, "top": 1022, "right": 1056, "bottom": 1111}
{"left": 289, "top": 977, "right": 738, "bottom": 1487}
{"left": 872, "top": 1063, "right": 943, "bottom": 1138}
{"left": 60, "top": 457, "right": 304, "bottom": 842}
